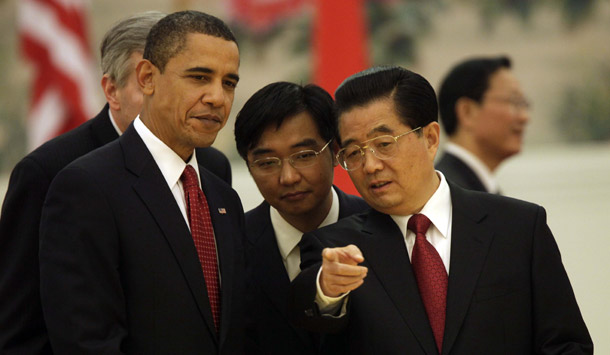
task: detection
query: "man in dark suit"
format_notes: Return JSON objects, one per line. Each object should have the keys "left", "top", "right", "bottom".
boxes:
{"left": 435, "top": 56, "right": 530, "bottom": 193}
{"left": 234, "top": 82, "right": 369, "bottom": 354}
{"left": 0, "top": 12, "right": 233, "bottom": 355}
{"left": 290, "top": 66, "right": 592, "bottom": 354}
{"left": 38, "top": 11, "right": 244, "bottom": 353}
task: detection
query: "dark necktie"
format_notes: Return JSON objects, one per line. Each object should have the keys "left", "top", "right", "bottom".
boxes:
{"left": 408, "top": 213, "right": 447, "bottom": 354}
{"left": 181, "top": 165, "right": 220, "bottom": 333}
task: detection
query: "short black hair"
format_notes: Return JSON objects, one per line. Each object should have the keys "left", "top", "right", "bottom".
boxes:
{"left": 235, "top": 82, "right": 336, "bottom": 161}
{"left": 143, "top": 10, "right": 237, "bottom": 73}
{"left": 438, "top": 56, "right": 511, "bottom": 136}
{"left": 334, "top": 66, "right": 438, "bottom": 143}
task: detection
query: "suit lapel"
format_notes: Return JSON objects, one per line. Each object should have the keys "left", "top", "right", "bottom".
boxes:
{"left": 120, "top": 126, "right": 218, "bottom": 342}
{"left": 248, "top": 204, "right": 320, "bottom": 347}
{"left": 360, "top": 210, "right": 438, "bottom": 355}
{"left": 441, "top": 184, "right": 494, "bottom": 354}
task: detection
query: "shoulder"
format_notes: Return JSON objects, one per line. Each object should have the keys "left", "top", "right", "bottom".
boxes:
{"left": 334, "top": 186, "right": 370, "bottom": 217}
{"left": 449, "top": 182, "right": 544, "bottom": 230}
{"left": 245, "top": 201, "right": 270, "bottom": 224}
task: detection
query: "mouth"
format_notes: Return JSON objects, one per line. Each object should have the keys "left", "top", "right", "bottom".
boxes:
{"left": 369, "top": 180, "right": 391, "bottom": 190}
{"left": 280, "top": 191, "right": 309, "bottom": 201}
{"left": 192, "top": 113, "right": 223, "bottom": 125}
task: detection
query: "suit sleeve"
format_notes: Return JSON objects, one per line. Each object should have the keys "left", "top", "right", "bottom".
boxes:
{"left": 531, "top": 206, "right": 593, "bottom": 354}
{"left": 39, "top": 166, "right": 127, "bottom": 354}
{"left": 0, "top": 158, "right": 52, "bottom": 353}
{"left": 288, "top": 231, "right": 349, "bottom": 334}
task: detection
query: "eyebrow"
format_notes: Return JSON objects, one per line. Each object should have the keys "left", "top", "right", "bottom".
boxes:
{"left": 250, "top": 138, "right": 319, "bottom": 157}
{"left": 341, "top": 125, "right": 394, "bottom": 147}
{"left": 184, "top": 67, "right": 240, "bottom": 83}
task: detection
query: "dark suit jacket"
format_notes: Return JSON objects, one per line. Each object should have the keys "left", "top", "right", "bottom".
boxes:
{"left": 290, "top": 182, "right": 592, "bottom": 355}
{"left": 435, "top": 152, "right": 488, "bottom": 193}
{"left": 244, "top": 187, "right": 369, "bottom": 354}
{"left": 0, "top": 106, "right": 232, "bottom": 354}
{"left": 37, "top": 123, "right": 245, "bottom": 354}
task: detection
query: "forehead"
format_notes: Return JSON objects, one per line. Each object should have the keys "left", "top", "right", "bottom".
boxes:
{"left": 486, "top": 68, "right": 521, "bottom": 93}
{"left": 167, "top": 32, "right": 239, "bottom": 73}
{"left": 251, "top": 112, "right": 323, "bottom": 150}
{"left": 338, "top": 98, "right": 406, "bottom": 143}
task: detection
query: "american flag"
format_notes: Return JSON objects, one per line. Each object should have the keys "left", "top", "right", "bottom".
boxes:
{"left": 18, "top": 0, "right": 98, "bottom": 151}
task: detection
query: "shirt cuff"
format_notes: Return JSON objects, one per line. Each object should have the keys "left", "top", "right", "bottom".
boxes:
{"left": 314, "top": 266, "right": 349, "bottom": 316}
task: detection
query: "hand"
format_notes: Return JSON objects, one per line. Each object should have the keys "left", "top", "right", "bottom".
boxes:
{"left": 320, "top": 245, "right": 368, "bottom": 297}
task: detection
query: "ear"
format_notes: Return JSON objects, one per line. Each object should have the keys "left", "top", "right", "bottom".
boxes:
{"left": 330, "top": 140, "right": 340, "bottom": 167}
{"left": 423, "top": 122, "right": 440, "bottom": 160}
{"left": 101, "top": 75, "right": 120, "bottom": 111}
{"left": 455, "top": 97, "right": 480, "bottom": 131}
{"left": 136, "top": 59, "right": 155, "bottom": 95}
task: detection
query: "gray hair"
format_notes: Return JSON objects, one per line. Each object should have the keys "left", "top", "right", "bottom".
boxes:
{"left": 100, "top": 11, "right": 166, "bottom": 88}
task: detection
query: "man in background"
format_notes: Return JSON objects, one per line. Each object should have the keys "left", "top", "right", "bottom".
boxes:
{"left": 0, "top": 11, "right": 230, "bottom": 354}
{"left": 39, "top": 10, "right": 244, "bottom": 353}
{"left": 436, "top": 56, "right": 530, "bottom": 193}
{"left": 234, "top": 82, "right": 368, "bottom": 354}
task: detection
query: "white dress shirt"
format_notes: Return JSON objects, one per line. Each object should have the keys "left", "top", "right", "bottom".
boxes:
{"left": 270, "top": 188, "right": 340, "bottom": 281}
{"left": 390, "top": 171, "right": 453, "bottom": 273}
{"left": 316, "top": 171, "right": 453, "bottom": 313}
{"left": 133, "top": 116, "right": 200, "bottom": 229}
{"left": 108, "top": 108, "right": 123, "bottom": 136}
{"left": 444, "top": 141, "right": 499, "bottom": 194}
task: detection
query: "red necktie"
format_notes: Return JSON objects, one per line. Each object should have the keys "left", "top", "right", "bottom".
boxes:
{"left": 408, "top": 213, "right": 447, "bottom": 354}
{"left": 181, "top": 165, "right": 220, "bottom": 333}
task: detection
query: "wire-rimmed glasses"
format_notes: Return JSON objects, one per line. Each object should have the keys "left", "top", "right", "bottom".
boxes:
{"left": 249, "top": 139, "right": 333, "bottom": 175}
{"left": 336, "top": 127, "right": 421, "bottom": 171}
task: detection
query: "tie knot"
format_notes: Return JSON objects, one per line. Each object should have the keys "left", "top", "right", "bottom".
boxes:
{"left": 181, "top": 165, "right": 199, "bottom": 189}
{"left": 407, "top": 213, "right": 431, "bottom": 236}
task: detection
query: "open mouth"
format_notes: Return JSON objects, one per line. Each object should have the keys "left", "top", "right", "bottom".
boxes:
{"left": 193, "top": 114, "right": 222, "bottom": 124}
{"left": 370, "top": 181, "right": 391, "bottom": 189}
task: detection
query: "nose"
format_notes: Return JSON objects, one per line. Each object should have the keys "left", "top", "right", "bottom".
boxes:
{"left": 202, "top": 80, "right": 225, "bottom": 107}
{"left": 515, "top": 105, "right": 530, "bottom": 126}
{"left": 278, "top": 160, "right": 301, "bottom": 186}
{"left": 361, "top": 148, "right": 383, "bottom": 174}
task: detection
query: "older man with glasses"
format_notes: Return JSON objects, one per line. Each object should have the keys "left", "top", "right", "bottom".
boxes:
{"left": 234, "top": 81, "right": 369, "bottom": 354}
{"left": 288, "top": 66, "right": 591, "bottom": 354}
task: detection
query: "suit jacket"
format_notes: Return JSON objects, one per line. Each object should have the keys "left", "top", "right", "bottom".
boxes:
{"left": 435, "top": 152, "right": 488, "bottom": 193}
{"left": 0, "top": 106, "right": 232, "bottom": 354}
{"left": 244, "top": 187, "right": 369, "bottom": 354}
{"left": 38, "top": 123, "right": 245, "bottom": 354}
{"left": 290, "top": 182, "right": 592, "bottom": 355}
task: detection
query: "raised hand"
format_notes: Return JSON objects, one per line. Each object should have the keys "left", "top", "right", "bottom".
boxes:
{"left": 320, "top": 245, "right": 368, "bottom": 297}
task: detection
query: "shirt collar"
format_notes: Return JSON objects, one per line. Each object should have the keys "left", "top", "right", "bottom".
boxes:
{"left": 107, "top": 108, "right": 123, "bottom": 136}
{"left": 270, "top": 188, "right": 340, "bottom": 261}
{"left": 390, "top": 171, "right": 452, "bottom": 239}
{"left": 133, "top": 116, "right": 200, "bottom": 189}
{"left": 444, "top": 141, "right": 499, "bottom": 193}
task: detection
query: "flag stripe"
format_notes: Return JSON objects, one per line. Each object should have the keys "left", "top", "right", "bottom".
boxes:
{"left": 18, "top": 0, "right": 98, "bottom": 150}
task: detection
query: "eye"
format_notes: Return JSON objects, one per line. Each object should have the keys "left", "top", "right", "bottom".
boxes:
{"left": 345, "top": 147, "right": 361, "bottom": 160}
{"left": 223, "top": 80, "right": 237, "bottom": 90}
{"left": 254, "top": 159, "right": 278, "bottom": 169}
{"left": 293, "top": 151, "right": 316, "bottom": 161}
{"left": 189, "top": 74, "right": 209, "bottom": 82}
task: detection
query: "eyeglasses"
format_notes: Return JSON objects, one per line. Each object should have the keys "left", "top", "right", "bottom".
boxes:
{"left": 249, "top": 139, "right": 333, "bottom": 175}
{"left": 485, "top": 95, "right": 531, "bottom": 111}
{"left": 336, "top": 126, "right": 421, "bottom": 171}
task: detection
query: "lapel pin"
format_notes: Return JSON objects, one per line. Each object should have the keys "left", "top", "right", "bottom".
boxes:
{"left": 218, "top": 208, "right": 226, "bottom": 214}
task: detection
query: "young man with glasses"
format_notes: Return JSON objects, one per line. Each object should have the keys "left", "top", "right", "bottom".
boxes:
{"left": 234, "top": 81, "right": 369, "bottom": 354}
{"left": 436, "top": 56, "right": 530, "bottom": 194}
{"left": 289, "top": 66, "right": 591, "bottom": 354}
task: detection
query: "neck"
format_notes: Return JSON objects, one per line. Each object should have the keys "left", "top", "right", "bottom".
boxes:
{"left": 449, "top": 136, "right": 501, "bottom": 172}
{"left": 278, "top": 191, "right": 333, "bottom": 233}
